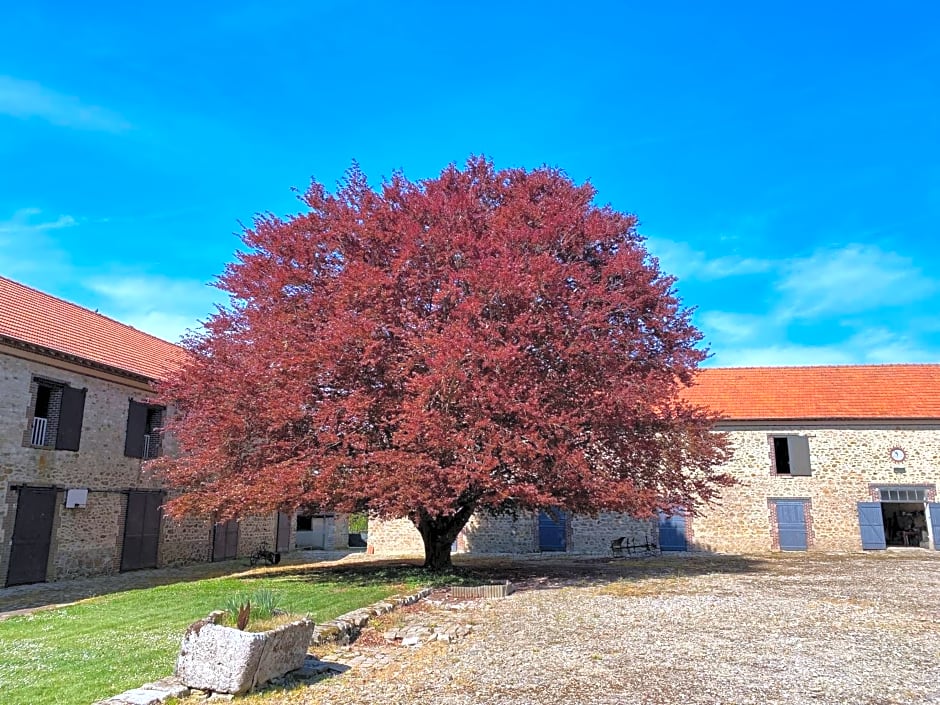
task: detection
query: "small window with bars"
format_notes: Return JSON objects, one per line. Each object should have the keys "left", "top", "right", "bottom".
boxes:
{"left": 26, "top": 377, "right": 86, "bottom": 451}
{"left": 124, "top": 400, "right": 165, "bottom": 459}
{"left": 878, "top": 487, "right": 927, "bottom": 502}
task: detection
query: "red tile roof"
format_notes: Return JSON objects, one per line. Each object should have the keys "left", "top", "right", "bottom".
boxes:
{"left": 0, "top": 276, "right": 187, "bottom": 381}
{"left": 682, "top": 365, "right": 940, "bottom": 420}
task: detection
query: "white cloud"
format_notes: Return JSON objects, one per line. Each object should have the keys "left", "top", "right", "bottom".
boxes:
{"left": 842, "top": 327, "right": 937, "bottom": 364}
{"left": 113, "top": 310, "right": 207, "bottom": 344}
{"left": 85, "top": 275, "right": 219, "bottom": 342}
{"left": 707, "top": 325, "right": 938, "bottom": 368}
{"left": 0, "top": 209, "right": 76, "bottom": 277}
{"left": 775, "top": 244, "right": 937, "bottom": 319}
{"left": 646, "top": 237, "right": 773, "bottom": 281}
{"left": 698, "top": 311, "right": 768, "bottom": 344}
{"left": 707, "top": 343, "right": 859, "bottom": 368}
{"left": 0, "top": 208, "right": 77, "bottom": 232}
{"left": 1, "top": 209, "right": 219, "bottom": 343}
{"left": 0, "top": 75, "right": 131, "bottom": 132}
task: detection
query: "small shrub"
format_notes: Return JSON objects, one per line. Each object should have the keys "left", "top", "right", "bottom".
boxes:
{"left": 251, "top": 589, "right": 281, "bottom": 619}
{"left": 222, "top": 592, "right": 250, "bottom": 619}
{"left": 221, "top": 589, "right": 284, "bottom": 629}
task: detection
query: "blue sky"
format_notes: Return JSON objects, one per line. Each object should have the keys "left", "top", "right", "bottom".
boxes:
{"left": 1, "top": 1, "right": 938, "bottom": 367}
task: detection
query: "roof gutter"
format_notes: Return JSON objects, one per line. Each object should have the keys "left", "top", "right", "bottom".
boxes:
{"left": 0, "top": 335, "right": 158, "bottom": 389}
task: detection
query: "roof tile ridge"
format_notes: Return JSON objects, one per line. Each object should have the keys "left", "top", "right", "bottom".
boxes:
{"left": 0, "top": 275, "right": 185, "bottom": 352}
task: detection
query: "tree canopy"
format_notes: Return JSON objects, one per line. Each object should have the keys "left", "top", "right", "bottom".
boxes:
{"left": 155, "top": 157, "right": 731, "bottom": 569}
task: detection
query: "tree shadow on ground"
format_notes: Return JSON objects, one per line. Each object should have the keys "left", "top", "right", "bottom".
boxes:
{"left": 0, "top": 552, "right": 358, "bottom": 614}
{"left": 246, "top": 551, "right": 772, "bottom": 594}
{"left": 1, "top": 550, "right": 843, "bottom": 616}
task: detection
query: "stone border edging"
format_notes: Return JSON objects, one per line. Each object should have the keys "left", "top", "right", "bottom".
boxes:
{"left": 450, "top": 581, "right": 513, "bottom": 599}
{"left": 94, "top": 586, "right": 433, "bottom": 705}
{"left": 311, "top": 587, "right": 433, "bottom": 645}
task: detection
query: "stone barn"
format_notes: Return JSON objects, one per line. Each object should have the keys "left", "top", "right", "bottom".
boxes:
{"left": 368, "top": 364, "right": 940, "bottom": 556}
{"left": 683, "top": 365, "right": 940, "bottom": 553}
{"left": 0, "top": 276, "right": 294, "bottom": 585}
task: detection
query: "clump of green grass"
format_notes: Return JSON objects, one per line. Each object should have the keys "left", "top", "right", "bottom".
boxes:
{"left": 221, "top": 588, "right": 294, "bottom": 630}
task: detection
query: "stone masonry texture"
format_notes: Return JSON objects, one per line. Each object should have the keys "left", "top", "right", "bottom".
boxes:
{"left": 370, "top": 421, "right": 940, "bottom": 556}
{"left": 369, "top": 511, "right": 655, "bottom": 556}
{"left": 691, "top": 422, "right": 940, "bottom": 553}
{"left": 0, "top": 350, "right": 287, "bottom": 585}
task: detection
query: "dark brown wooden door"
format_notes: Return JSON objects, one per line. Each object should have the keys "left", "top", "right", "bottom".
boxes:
{"left": 7, "top": 487, "right": 57, "bottom": 586}
{"left": 120, "top": 491, "right": 163, "bottom": 571}
{"left": 276, "top": 512, "right": 291, "bottom": 553}
{"left": 212, "top": 519, "right": 239, "bottom": 561}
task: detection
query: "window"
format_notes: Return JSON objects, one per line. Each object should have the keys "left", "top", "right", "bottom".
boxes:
{"left": 771, "top": 435, "right": 812, "bottom": 476}
{"left": 878, "top": 487, "right": 927, "bottom": 502}
{"left": 296, "top": 516, "right": 313, "bottom": 531}
{"left": 26, "top": 377, "right": 86, "bottom": 451}
{"left": 124, "top": 401, "right": 165, "bottom": 459}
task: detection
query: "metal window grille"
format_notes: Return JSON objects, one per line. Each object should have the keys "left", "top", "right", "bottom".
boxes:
{"left": 879, "top": 488, "right": 926, "bottom": 502}
{"left": 142, "top": 433, "right": 161, "bottom": 459}
{"left": 31, "top": 417, "right": 48, "bottom": 446}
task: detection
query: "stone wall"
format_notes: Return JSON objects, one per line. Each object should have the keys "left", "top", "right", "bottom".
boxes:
{"left": 569, "top": 512, "right": 657, "bottom": 554}
{"left": 369, "top": 517, "right": 424, "bottom": 556}
{"left": 237, "top": 514, "right": 278, "bottom": 557}
{"left": 460, "top": 512, "right": 538, "bottom": 554}
{"left": 329, "top": 514, "right": 350, "bottom": 550}
{"left": 371, "top": 510, "right": 657, "bottom": 556}
{"left": 692, "top": 422, "right": 940, "bottom": 553}
{"left": 0, "top": 349, "right": 284, "bottom": 584}
{"left": 161, "top": 514, "right": 214, "bottom": 565}
{"left": 55, "top": 491, "right": 125, "bottom": 579}
{"left": 369, "top": 422, "right": 940, "bottom": 556}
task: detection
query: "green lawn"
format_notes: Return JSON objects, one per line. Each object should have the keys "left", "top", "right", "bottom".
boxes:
{"left": 0, "top": 566, "right": 423, "bottom": 705}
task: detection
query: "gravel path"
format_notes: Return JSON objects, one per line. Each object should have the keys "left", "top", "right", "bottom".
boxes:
{"left": 252, "top": 552, "right": 940, "bottom": 705}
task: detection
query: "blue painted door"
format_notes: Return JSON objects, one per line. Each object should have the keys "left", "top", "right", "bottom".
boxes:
{"left": 857, "top": 502, "right": 887, "bottom": 550}
{"left": 658, "top": 511, "right": 688, "bottom": 552}
{"left": 775, "top": 501, "right": 807, "bottom": 551}
{"left": 928, "top": 503, "right": 940, "bottom": 551}
{"left": 538, "top": 509, "right": 567, "bottom": 551}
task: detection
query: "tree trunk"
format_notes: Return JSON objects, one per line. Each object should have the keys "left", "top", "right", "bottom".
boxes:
{"left": 413, "top": 504, "right": 475, "bottom": 571}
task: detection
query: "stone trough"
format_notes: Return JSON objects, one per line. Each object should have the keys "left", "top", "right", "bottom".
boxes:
{"left": 175, "top": 611, "right": 316, "bottom": 695}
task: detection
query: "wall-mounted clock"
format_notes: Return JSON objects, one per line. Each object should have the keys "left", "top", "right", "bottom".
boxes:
{"left": 889, "top": 447, "right": 906, "bottom": 463}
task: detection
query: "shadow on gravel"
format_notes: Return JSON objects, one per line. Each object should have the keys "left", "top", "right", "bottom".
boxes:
{"left": 251, "top": 553, "right": 769, "bottom": 594}
{"left": 7, "top": 549, "right": 899, "bottom": 616}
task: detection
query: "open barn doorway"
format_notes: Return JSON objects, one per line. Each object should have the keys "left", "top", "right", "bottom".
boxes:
{"left": 860, "top": 486, "right": 938, "bottom": 550}
{"left": 881, "top": 502, "right": 929, "bottom": 548}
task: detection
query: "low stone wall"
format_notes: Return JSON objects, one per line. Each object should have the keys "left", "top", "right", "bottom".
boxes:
{"left": 451, "top": 582, "right": 513, "bottom": 599}
{"left": 311, "top": 588, "right": 433, "bottom": 645}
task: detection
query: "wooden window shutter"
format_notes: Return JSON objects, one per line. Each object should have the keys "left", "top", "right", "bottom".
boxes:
{"left": 857, "top": 502, "right": 887, "bottom": 550}
{"left": 787, "top": 436, "right": 812, "bottom": 476}
{"left": 55, "top": 387, "right": 86, "bottom": 451}
{"left": 124, "top": 401, "right": 149, "bottom": 458}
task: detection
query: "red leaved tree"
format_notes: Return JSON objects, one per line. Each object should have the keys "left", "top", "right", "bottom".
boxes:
{"left": 155, "top": 157, "right": 731, "bottom": 570}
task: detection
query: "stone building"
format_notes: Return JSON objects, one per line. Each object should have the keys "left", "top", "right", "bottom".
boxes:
{"left": 0, "top": 276, "right": 294, "bottom": 586}
{"left": 683, "top": 365, "right": 940, "bottom": 553}
{"left": 369, "top": 364, "right": 940, "bottom": 556}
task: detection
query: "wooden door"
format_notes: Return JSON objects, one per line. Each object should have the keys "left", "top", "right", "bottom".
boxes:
{"left": 213, "top": 519, "right": 239, "bottom": 561}
{"left": 121, "top": 491, "right": 163, "bottom": 571}
{"left": 6, "top": 487, "right": 57, "bottom": 586}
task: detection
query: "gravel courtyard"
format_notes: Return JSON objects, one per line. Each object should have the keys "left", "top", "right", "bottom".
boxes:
{"left": 255, "top": 552, "right": 940, "bottom": 705}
